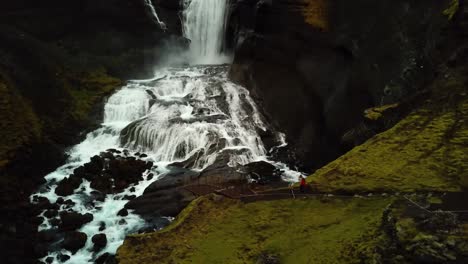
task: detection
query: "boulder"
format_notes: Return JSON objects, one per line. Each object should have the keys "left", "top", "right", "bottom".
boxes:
{"left": 55, "top": 175, "right": 82, "bottom": 196}
{"left": 43, "top": 209, "right": 58, "bottom": 218}
{"left": 57, "top": 254, "right": 70, "bottom": 262}
{"left": 59, "top": 212, "right": 93, "bottom": 231}
{"left": 95, "top": 253, "right": 117, "bottom": 264}
{"left": 244, "top": 161, "right": 281, "bottom": 184}
{"left": 117, "top": 208, "right": 128, "bottom": 217}
{"left": 62, "top": 231, "right": 87, "bottom": 253}
{"left": 125, "top": 168, "right": 199, "bottom": 218}
{"left": 92, "top": 233, "right": 107, "bottom": 252}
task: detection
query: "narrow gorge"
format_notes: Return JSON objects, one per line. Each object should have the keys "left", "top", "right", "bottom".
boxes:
{"left": 1, "top": 0, "right": 467, "bottom": 264}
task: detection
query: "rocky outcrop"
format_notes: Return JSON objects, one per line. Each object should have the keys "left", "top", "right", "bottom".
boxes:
{"left": 228, "top": 0, "right": 457, "bottom": 171}
{"left": 62, "top": 231, "right": 87, "bottom": 254}
{"left": 125, "top": 150, "right": 283, "bottom": 220}
{"left": 92, "top": 233, "right": 108, "bottom": 252}
{"left": 58, "top": 212, "right": 93, "bottom": 232}
{"left": 308, "top": 53, "right": 468, "bottom": 193}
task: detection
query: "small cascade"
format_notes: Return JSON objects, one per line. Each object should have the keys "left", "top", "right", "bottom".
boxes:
{"left": 119, "top": 66, "right": 267, "bottom": 169}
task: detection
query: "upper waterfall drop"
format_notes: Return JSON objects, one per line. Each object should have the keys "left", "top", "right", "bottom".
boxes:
{"left": 183, "top": 0, "right": 230, "bottom": 64}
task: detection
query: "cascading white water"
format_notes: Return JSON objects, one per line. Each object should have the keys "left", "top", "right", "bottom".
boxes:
{"left": 120, "top": 67, "right": 267, "bottom": 169}
{"left": 31, "top": 2, "right": 303, "bottom": 264}
{"left": 183, "top": 0, "right": 230, "bottom": 64}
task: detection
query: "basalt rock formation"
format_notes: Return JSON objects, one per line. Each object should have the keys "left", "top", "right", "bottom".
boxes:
{"left": 228, "top": 0, "right": 459, "bottom": 171}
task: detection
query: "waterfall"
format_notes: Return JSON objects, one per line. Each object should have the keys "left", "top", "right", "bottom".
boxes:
{"left": 30, "top": 2, "right": 302, "bottom": 263}
{"left": 183, "top": 0, "right": 230, "bottom": 64}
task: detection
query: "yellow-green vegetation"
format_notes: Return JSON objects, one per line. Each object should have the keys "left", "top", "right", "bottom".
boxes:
{"left": 364, "top": 103, "right": 399, "bottom": 121}
{"left": 443, "top": 0, "right": 459, "bottom": 20}
{"left": 308, "top": 68, "right": 468, "bottom": 193}
{"left": 0, "top": 68, "right": 121, "bottom": 171}
{"left": 0, "top": 74, "right": 41, "bottom": 170}
{"left": 301, "top": 0, "right": 329, "bottom": 31}
{"left": 65, "top": 68, "right": 122, "bottom": 121}
{"left": 117, "top": 195, "right": 394, "bottom": 264}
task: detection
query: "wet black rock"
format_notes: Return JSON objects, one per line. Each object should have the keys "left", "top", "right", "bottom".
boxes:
{"left": 32, "top": 196, "right": 56, "bottom": 211}
{"left": 95, "top": 253, "right": 117, "bottom": 264}
{"left": 68, "top": 152, "right": 153, "bottom": 194}
{"left": 92, "top": 233, "right": 108, "bottom": 251}
{"left": 123, "top": 194, "right": 137, "bottom": 200}
{"left": 147, "top": 173, "right": 154, "bottom": 180}
{"left": 37, "top": 230, "right": 58, "bottom": 243}
{"left": 45, "top": 256, "right": 54, "bottom": 264}
{"left": 55, "top": 175, "right": 82, "bottom": 196}
{"left": 50, "top": 218, "right": 61, "bottom": 227}
{"left": 117, "top": 208, "right": 129, "bottom": 217}
{"left": 43, "top": 209, "right": 59, "bottom": 218}
{"left": 127, "top": 150, "right": 250, "bottom": 219}
{"left": 57, "top": 253, "right": 70, "bottom": 262}
{"left": 58, "top": 212, "right": 93, "bottom": 231}
{"left": 169, "top": 149, "right": 205, "bottom": 168}
{"left": 106, "top": 149, "right": 121, "bottom": 154}
{"left": 99, "top": 221, "right": 106, "bottom": 232}
{"left": 62, "top": 231, "right": 87, "bottom": 253}
{"left": 244, "top": 161, "right": 281, "bottom": 184}
{"left": 125, "top": 168, "right": 199, "bottom": 218}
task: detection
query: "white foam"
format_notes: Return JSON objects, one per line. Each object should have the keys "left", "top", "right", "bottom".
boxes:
{"left": 31, "top": 65, "right": 302, "bottom": 263}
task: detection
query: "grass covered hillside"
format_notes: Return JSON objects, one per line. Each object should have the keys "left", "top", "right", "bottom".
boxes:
{"left": 117, "top": 196, "right": 394, "bottom": 264}
{"left": 308, "top": 65, "right": 468, "bottom": 193}
{"left": 117, "top": 194, "right": 468, "bottom": 264}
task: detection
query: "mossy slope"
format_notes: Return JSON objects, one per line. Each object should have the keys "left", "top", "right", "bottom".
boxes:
{"left": 117, "top": 196, "right": 393, "bottom": 264}
{"left": 0, "top": 75, "right": 41, "bottom": 169}
{"left": 308, "top": 68, "right": 468, "bottom": 193}
{"left": 300, "top": 0, "right": 329, "bottom": 30}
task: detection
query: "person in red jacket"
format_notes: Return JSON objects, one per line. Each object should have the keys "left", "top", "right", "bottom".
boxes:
{"left": 299, "top": 176, "right": 307, "bottom": 193}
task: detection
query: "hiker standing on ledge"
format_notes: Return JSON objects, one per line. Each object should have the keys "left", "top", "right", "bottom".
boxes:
{"left": 299, "top": 176, "right": 307, "bottom": 193}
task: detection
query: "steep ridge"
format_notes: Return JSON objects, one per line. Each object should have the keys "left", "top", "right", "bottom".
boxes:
{"left": 309, "top": 50, "right": 468, "bottom": 193}
{"left": 229, "top": 0, "right": 456, "bottom": 171}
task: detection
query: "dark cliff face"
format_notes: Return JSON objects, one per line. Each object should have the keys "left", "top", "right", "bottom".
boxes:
{"left": 1, "top": 0, "right": 185, "bottom": 79}
{"left": 228, "top": 0, "right": 457, "bottom": 171}
{"left": 0, "top": 1, "right": 182, "bottom": 263}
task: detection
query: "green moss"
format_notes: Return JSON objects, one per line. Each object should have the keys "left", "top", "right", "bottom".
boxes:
{"left": 0, "top": 74, "right": 41, "bottom": 168}
{"left": 443, "top": 0, "right": 459, "bottom": 20}
{"left": 301, "top": 0, "right": 329, "bottom": 31}
{"left": 117, "top": 196, "right": 394, "bottom": 264}
{"left": 308, "top": 68, "right": 468, "bottom": 193}
{"left": 364, "top": 103, "right": 399, "bottom": 121}
{"left": 0, "top": 68, "right": 121, "bottom": 170}
{"left": 66, "top": 68, "right": 122, "bottom": 122}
